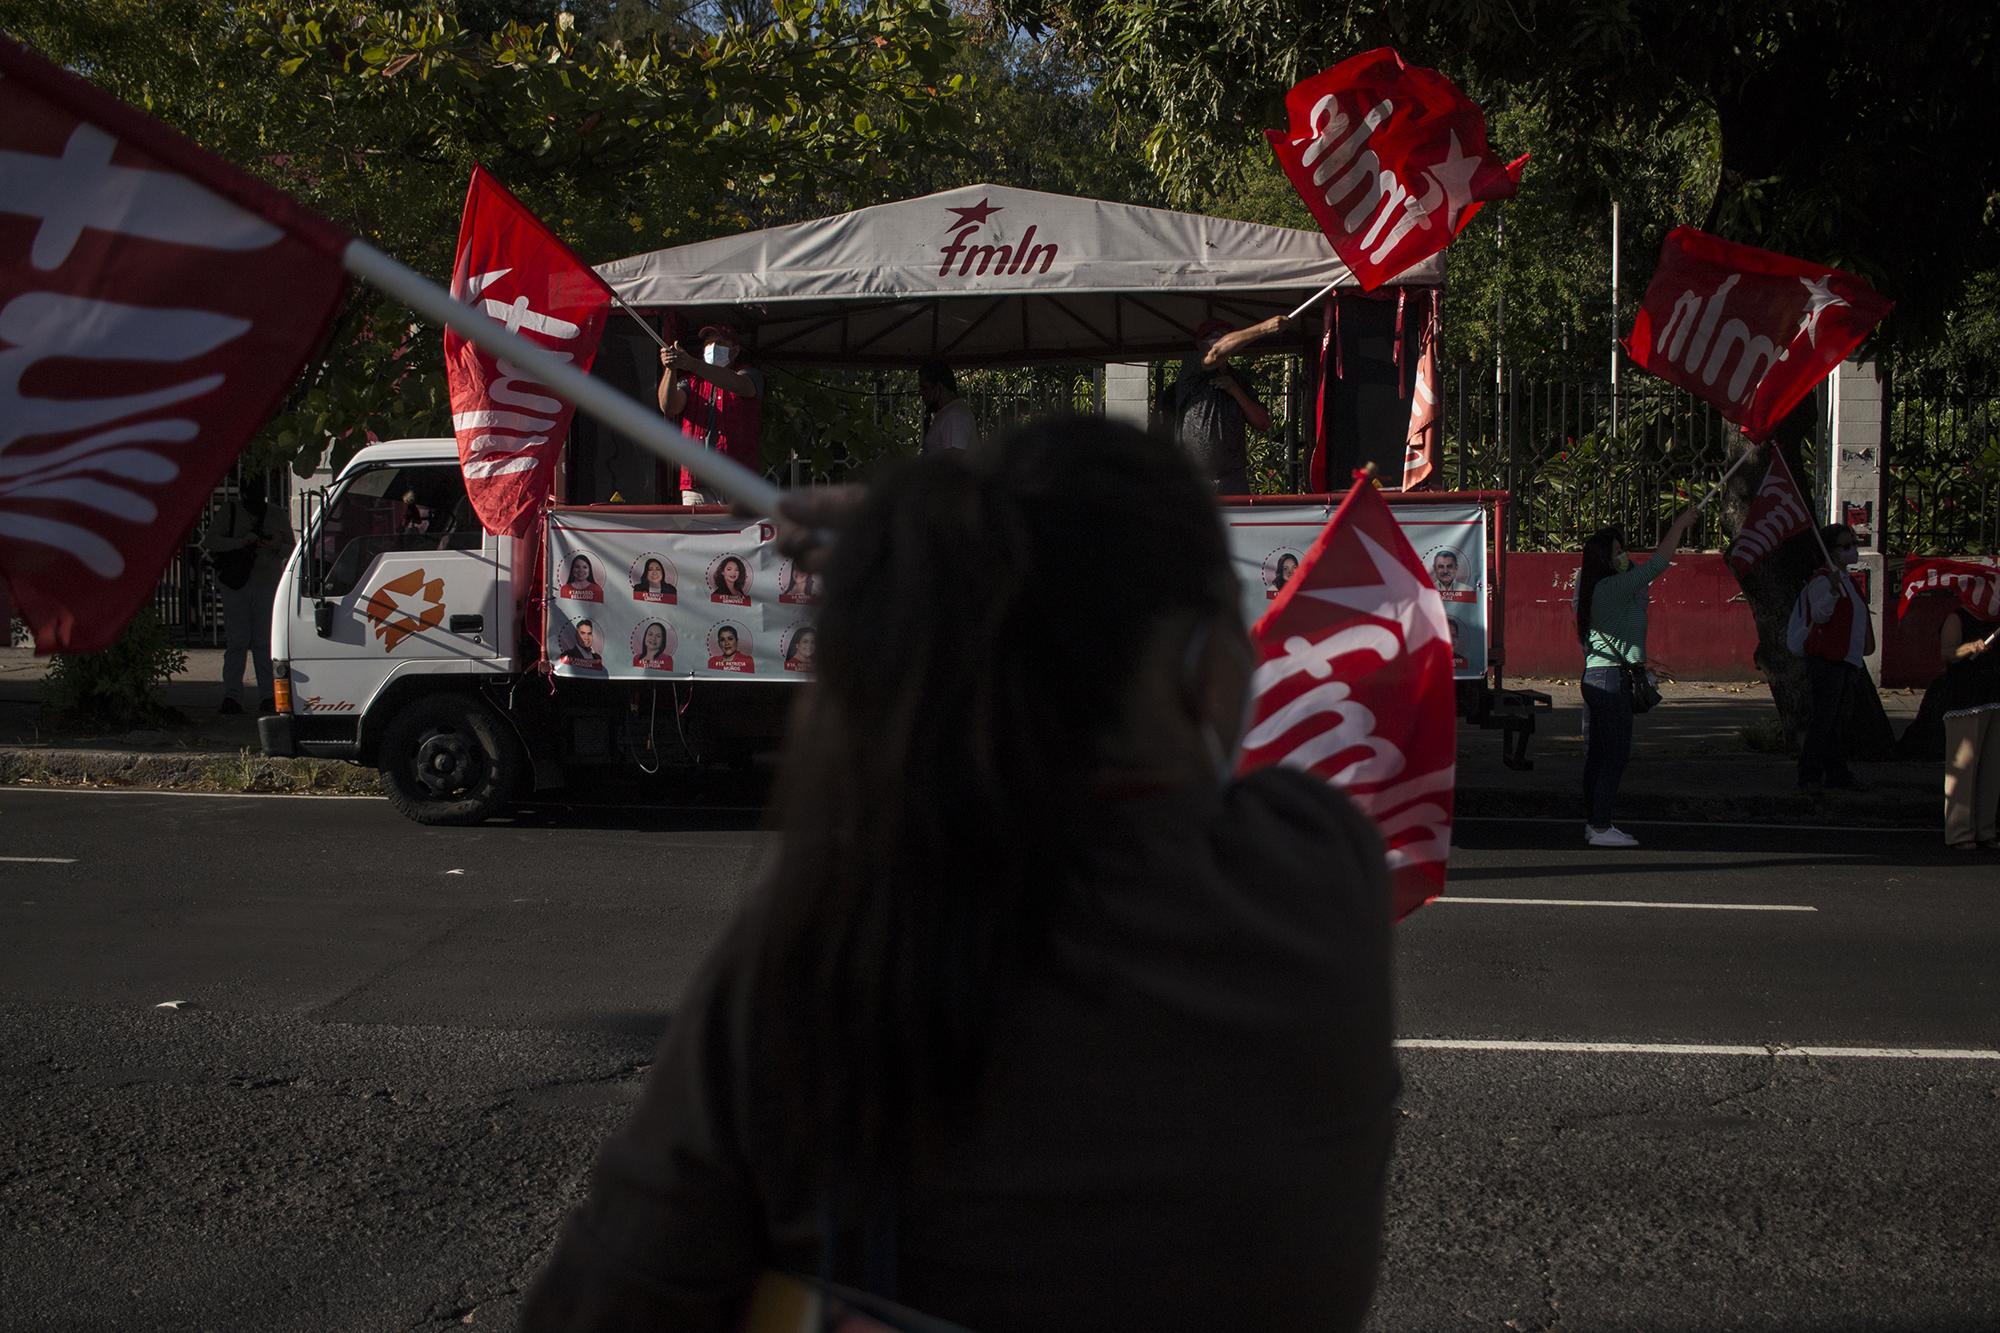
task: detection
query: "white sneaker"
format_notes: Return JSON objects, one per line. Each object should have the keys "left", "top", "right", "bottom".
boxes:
{"left": 1586, "top": 825, "right": 1640, "bottom": 848}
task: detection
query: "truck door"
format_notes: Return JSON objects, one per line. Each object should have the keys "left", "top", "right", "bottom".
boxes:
{"left": 287, "top": 460, "right": 505, "bottom": 713}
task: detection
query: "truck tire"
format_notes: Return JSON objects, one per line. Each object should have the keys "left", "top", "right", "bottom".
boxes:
{"left": 378, "top": 694, "right": 523, "bottom": 825}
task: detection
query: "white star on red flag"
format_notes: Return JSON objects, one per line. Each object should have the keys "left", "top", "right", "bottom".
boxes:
{"left": 1239, "top": 478, "right": 1458, "bottom": 920}
{"left": 1301, "top": 528, "right": 1453, "bottom": 656}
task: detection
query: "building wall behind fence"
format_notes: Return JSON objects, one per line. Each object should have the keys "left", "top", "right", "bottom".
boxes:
{"left": 1503, "top": 551, "right": 1976, "bottom": 688}
{"left": 1502, "top": 553, "right": 1762, "bottom": 681}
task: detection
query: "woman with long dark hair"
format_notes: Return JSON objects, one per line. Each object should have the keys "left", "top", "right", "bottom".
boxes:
{"left": 560, "top": 553, "right": 602, "bottom": 602}
{"left": 1576, "top": 507, "right": 1700, "bottom": 847}
{"left": 712, "top": 554, "right": 750, "bottom": 604}
{"left": 782, "top": 625, "right": 817, "bottom": 672}
{"left": 633, "top": 621, "right": 673, "bottom": 669}
{"left": 1272, "top": 550, "right": 1300, "bottom": 595}
{"left": 524, "top": 419, "right": 1398, "bottom": 1332}
{"left": 633, "top": 557, "right": 675, "bottom": 600}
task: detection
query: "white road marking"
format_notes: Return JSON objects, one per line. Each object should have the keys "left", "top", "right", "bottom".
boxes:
{"left": 1398, "top": 1038, "right": 2000, "bottom": 1061}
{"left": 1457, "top": 815, "right": 1936, "bottom": 835}
{"left": 0, "top": 855, "right": 76, "bottom": 863}
{"left": 1437, "top": 896, "right": 1815, "bottom": 912}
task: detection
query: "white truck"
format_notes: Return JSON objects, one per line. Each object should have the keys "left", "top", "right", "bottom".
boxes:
{"left": 260, "top": 436, "right": 1545, "bottom": 824}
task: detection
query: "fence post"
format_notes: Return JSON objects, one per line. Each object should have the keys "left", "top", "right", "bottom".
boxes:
{"left": 1100, "top": 362, "right": 1150, "bottom": 429}
{"left": 1829, "top": 355, "right": 1887, "bottom": 681}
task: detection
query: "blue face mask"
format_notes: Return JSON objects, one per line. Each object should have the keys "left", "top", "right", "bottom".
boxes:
{"left": 1614, "top": 553, "right": 1632, "bottom": 573}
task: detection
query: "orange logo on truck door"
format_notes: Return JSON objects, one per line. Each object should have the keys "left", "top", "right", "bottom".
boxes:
{"left": 362, "top": 568, "right": 446, "bottom": 651}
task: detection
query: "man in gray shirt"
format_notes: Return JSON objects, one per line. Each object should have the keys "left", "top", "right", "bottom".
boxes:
{"left": 1170, "top": 318, "right": 1272, "bottom": 494}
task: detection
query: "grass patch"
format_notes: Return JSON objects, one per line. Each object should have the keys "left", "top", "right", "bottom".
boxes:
{"left": 1738, "top": 716, "right": 1794, "bottom": 755}
{"left": 0, "top": 747, "right": 380, "bottom": 796}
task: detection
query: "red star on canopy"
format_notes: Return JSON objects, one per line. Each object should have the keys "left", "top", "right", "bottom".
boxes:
{"left": 944, "top": 198, "right": 1002, "bottom": 232}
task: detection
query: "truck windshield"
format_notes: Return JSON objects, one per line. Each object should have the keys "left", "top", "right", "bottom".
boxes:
{"left": 318, "top": 462, "right": 482, "bottom": 597}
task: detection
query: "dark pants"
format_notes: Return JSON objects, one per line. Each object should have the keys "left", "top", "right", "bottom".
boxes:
{"left": 1581, "top": 665, "right": 1634, "bottom": 828}
{"left": 1799, "top": 657, "right": 1860, "bottom": 786}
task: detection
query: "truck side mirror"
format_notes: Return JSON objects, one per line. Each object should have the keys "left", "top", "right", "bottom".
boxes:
{"left": 313, "top": 600, "right": 335, "bottom": 638}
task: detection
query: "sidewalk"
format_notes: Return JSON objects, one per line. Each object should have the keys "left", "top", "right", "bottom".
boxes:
{"left": 0, "top": 648, "right": 1948, "bottom": 827}
{"left": 0, "top": 646, "right": 374, "bottom": 793}
{"left": 1461, "top": 678, "right": 1938, "bottom": 828}
{"left": 2, "top": 646, "right": 265, "bottom": 750}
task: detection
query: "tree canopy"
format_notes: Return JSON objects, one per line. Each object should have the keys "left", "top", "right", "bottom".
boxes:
{"left": 992, "top": 0, "right": 2000, "bottom": 351}
{"left": 5, "top": 0, "right": 970, "bottom": 473}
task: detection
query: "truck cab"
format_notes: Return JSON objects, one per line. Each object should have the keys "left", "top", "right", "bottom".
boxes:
{"left": 261, "top": 438, "right": 527, "bottom": 820}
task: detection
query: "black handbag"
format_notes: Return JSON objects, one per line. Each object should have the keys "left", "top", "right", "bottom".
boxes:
{"left": 1623, "top": 663, "right": 1662, "bottom": 714}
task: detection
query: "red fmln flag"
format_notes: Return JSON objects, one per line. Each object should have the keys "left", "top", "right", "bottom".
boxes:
{"left": 1725, "top": 449, "right": 1813, "bottom": 575}
{"left": 1897, "top": 558, "right": 2000, "bottom": 621}
{"left": 1625, "top": 228, "right": 1894, "bottom": 442}
{"left": 0, "top": 37, "right": 350, "bottom": 655}
{"left": 1238, "top": 477, "right": 1456, "bottom": 919}
{"left": 445, "top": 165, "right": 613, "bottom": 538}
{"left": 1401, "top": 290, "right": 1440, "bottom": 490}
{"left": 1268, "top": 48, "right": 1527, "bottom": 292}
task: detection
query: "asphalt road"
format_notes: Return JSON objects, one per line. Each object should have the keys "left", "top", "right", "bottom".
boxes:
{"left": 2, "top": 789, "right": 1996, "bottom": 1331}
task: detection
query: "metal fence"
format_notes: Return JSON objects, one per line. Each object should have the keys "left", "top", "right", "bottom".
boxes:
{"left": 147, "top": 462, "right": 300, "bottom": 646}
{"left": 100, "top": 361, "right": 1993, "bottom": 651}
{"left": 1883, "top": 370, "right": 2000, "bottom": 556}
{"left": 1437, "top": 365, "right": 1816, "bottom": 553}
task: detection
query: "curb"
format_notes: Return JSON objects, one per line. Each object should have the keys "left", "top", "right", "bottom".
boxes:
{"left": 1457, "top": 784, "right": 1937, "bottom": 829}
{"left": 1, "top": 746, "right": 1941, "bottom": 829}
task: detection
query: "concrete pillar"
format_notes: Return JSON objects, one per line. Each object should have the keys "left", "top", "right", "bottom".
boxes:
{"left": 1828, "top": 355, "right": 1887, "bottom": 678}
{"left": 1102, "top": 361, "right": 1152, "bottom": 429}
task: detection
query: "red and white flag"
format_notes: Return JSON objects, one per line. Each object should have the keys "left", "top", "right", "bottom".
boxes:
{"left": 445, "top": 165, "right": 613, "bottom": 538}
{"left": 1725, "top": 449, "right": 1813, "bottom": 575}
{"left": 0, "top": 36, "right": 351, "bottom": 655}
{"left": 1268, "top": 48, "right": 1527, "bottom": 292}
{"left": 1401, "top": 291, "right": 1440, "bottom": 490}
{"left": 1625, "top": 228, "right": 1894, "bottom": 442}
{"left": 1238, "top": 477, "right": 1456, "bottom": 919}
{"left": 1897, "top": 558, "right": 2000, "bottom": 621}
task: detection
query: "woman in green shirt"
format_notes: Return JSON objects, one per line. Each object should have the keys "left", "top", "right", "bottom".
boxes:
{"left": 1575, "top": 506, "right": 1701, "bottom": 847}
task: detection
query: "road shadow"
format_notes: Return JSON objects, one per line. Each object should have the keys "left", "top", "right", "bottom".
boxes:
{"left": 493, "top": 800, "right": 772, "bottom": 834}
{"left": 557, "top": 1008, "right": 678, "bottom": 1042}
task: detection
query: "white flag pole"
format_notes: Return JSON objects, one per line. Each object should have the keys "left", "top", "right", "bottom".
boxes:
{"left": 1695, "top": 448, "right": 1756, "bottom": 511}
{"left": 610, "top": 292, "right": 669, "bottom": 350}
{"left": 341, "top": 240, "right": 783, "bottom": 517}
{"left": 1286, "top": 279, "right": 1340, "bottom": 323}
{"left": 1204, "top": 279, "right": 1342, "bottom": 365}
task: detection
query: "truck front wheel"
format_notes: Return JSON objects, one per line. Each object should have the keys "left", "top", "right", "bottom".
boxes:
{"left": 378, "top": 694, "right": 523, "bottom": 825}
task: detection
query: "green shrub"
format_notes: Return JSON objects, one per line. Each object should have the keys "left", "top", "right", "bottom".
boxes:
{"left": 41, "top": 609, "right": 188, "bottom": 730}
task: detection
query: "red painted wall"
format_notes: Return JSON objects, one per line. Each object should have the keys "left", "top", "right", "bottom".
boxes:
{"left": 1502, "top": 553, "right": 1762, "bottom": 680}
{"left": 1500, "top": 552, "right": 1983, "bottom": 687}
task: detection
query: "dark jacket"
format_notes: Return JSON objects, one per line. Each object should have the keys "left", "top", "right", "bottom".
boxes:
{"left": 521, "top": 767, "right": 1398, "bottom": 1332}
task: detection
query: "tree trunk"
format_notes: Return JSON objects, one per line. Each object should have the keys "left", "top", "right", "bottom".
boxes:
{"left": 1714, "top": 415, "right": 1896, "bottom": 761}
{"left": 1707, "top": 84, "right": 1897, "bottom": 763}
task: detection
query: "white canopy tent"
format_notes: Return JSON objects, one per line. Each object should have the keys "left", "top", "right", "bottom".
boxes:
{"left": 596, "top": 183, "right": 1442, "bottom": 365}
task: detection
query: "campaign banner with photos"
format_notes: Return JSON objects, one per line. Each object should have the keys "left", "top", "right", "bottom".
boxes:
{"left": 1225, "top": 500, "right": 1488, "bottom": 679}
{"left": 544, "top": 507, "right": 820, "bottom": 680}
